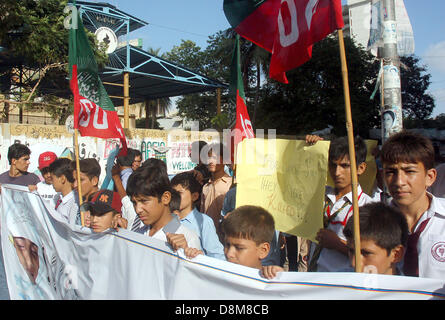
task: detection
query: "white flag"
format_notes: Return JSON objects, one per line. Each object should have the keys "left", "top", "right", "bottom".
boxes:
{"left": 367, "top": 0, "right": 415, "bottom": 56}
{"left": 1, "top": 184, "right": 445, "bottom": 300}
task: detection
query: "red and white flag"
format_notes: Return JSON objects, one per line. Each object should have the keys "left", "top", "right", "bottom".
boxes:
{"left": 224, "top": 0, "right": 344, "bottom": 83}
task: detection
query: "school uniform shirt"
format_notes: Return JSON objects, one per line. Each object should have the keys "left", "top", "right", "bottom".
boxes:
{"left": 36, "top": 181, "right": 57, "bottom": 205}
{"left": 316, "top": 185, "right": 373, "bottom": 272}
{"left": 120, "top": 168, "right": 133, "bottom": 190}
{"left": 135, "top": 215, "right": 202, "bottom": 251}
{"left": 180, "top": 207, "right": 225, "bottom": 260}
{"left": 394, "top": 193, "right": 445, "bottom": 280}
{"left": 200, "top": 175, "right": 233, "bottom": 229}
{"left": 121, "top": 195, "right": 138, "bottom": 230}
{"left": 53, "top": 190, "right": 80, "bottom": 226}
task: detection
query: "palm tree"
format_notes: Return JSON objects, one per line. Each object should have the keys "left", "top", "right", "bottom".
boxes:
{"left": 141, "top": 47, "right": 172, "bottom": 128}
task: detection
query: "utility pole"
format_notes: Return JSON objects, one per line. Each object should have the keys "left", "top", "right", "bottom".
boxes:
{"left": 380, "top": 0, "right": 403, "bottom": 143}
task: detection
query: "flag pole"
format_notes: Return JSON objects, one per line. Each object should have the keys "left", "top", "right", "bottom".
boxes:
{"left": 337, "top": 28, "right": 362, "bottom": 273}
{"left": 74, "top": 128, "right": 85, "bottom": 226}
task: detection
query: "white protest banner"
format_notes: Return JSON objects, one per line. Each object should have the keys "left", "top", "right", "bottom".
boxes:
{"left": 1, "top": 185, "right": 445, "bottom": 300}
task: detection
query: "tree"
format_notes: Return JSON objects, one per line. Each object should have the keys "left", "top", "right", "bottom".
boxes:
{"left": 165, "top": 39, "right": 226, "bottom": 130}
{"left": 399, "top": 55, "right": 435, "bottom": 121}
{"left": 255, "top": 36, "right": 380, "bottom": 137}
{"left": 165, "top": 32, "right": 263, "bottom": 131}
{"left": 0, "top": 0, "right": 108, "bottom": 124}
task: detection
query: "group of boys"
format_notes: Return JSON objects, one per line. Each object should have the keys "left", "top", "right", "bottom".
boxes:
{"left": 0, "top": 129, "right": 443, "bottom": 282}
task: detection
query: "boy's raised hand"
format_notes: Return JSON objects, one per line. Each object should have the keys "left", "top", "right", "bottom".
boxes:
{"left": 305, "top": 135, "right": 324, "bottom": 145}
{"left": 261, "top": 265, "right": 284, "bottom": 279}
{"left": 166, "top": 232, "right": 188, "bottom": 251}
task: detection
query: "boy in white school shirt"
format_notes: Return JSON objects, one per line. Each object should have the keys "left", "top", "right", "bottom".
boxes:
{"left": 381, "top": 131, "right": 445, "bottom": 279}
{"left": 125, "top": 165, "right": 202, "bottom": 255}
{"left": 307, "top": 135, "right": 373, "bottom": 272}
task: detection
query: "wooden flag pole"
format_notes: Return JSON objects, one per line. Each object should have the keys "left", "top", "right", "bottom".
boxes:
{"left": 74, "top": 128, "right": 85, "bottom": 226}
{"left": 337, "top": 29, "right": 362, "bottom": 273}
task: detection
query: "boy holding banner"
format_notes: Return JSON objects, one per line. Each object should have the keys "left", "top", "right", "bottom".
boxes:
{"left": 171, "top": 171, "right": 225, "bottom": 260}
{"left": 381, "top": 131, "right": 445, "bottom": 279}
{"left": 125, "top": 166, "right": 202, "bottom": 254}
{"left": 221, "top": 205, "right": 275, "bottom": 269}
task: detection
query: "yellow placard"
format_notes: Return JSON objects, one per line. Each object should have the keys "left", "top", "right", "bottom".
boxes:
{"left": 326, "top": 139, "right": 378, "bottom": 196}
{"left": 235, "top": 138, "right": 330, "bottom": 242}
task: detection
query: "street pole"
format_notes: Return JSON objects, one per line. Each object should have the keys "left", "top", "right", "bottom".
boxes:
{"left": 380, "top": 0, "right": 403, "bottom": 143}
{"left": 123, "top": 72, "right": 130, "bottom": 129}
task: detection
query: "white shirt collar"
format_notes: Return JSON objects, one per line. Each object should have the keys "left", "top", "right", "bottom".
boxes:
{"left": 325, "top": 184, "right": 363, "bottom": 204}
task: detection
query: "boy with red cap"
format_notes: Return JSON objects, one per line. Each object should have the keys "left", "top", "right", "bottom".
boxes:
{"left": 36, "top": 151, "right": 58, "bottom": 205}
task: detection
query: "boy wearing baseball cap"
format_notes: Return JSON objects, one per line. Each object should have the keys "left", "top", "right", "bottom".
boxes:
{"left": 87, "top": 189, "right": 123, "bottom": 233}
{"left": 36, "top": 151, "right": 58, "bottom": 205}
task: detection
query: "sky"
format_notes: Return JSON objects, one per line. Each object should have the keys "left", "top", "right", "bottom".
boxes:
{"left": 92, "top": 0, "right": 445, "bottom": 118}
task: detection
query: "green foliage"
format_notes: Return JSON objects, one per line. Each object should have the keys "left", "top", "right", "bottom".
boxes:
{"left": 165, "top": 30, "right": 436, "bottom": 136}
{"left": 136, "top": 117, "right": 160, "bottom": 129}
{"left": 400, "top": 55, "right": 435, "bottom": 120}
{"left": 0, "top": 0, "right": 108, "bottom": 123}
{"left": 165, "top": 31, "right": 264, "bottom": 130}
{"left": 211, "top": 113, "right": 230, "bottom": 132}
{"left": 255, "top": 36, "right": 380, "bottom": 137}
{"left": 0, "top": 0, "right": 68, "bottom": 66}
{"left": 164, "top": 40, "right": 206, "bottom": 73}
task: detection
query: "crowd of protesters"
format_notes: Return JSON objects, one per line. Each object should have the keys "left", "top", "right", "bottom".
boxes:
{"left": 0, "top": 130, "right": 444, "bottom": 281}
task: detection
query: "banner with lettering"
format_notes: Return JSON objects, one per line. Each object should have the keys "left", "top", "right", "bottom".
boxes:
{"left": 1, "top": 185, "right": 445, "bottom": 300}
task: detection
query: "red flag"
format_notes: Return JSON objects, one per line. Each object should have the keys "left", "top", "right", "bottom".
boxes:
{"left": 230, "top": 35, "right": 255, "bottom": 163}
{"left": 70, "top": 65, "right": 126, "bottom": 144}
{"left": 69, "top": 10, "right": 127, "bottom": 156}
{"left": 224, "top": 0, "right": 344, "bottom": 83}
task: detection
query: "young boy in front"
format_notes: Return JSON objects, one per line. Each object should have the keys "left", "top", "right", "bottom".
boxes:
{"left": 343, "top": 202, "right": 408, "bottom": 275}
{"left": 381, "top": 131, "right": 445, "bottom": 279}
{"left": 87, "top": 189, "right": 123, "bottom": 233}
{"left": 49, "top": 158, "right": 80, "bottom": 226}
{"left": 221, "top": 205, "right": 275, "bottom": 269}
{"left": 125, "top": 166, "right": 202, "bottom": 253}
{"left": 262, "top": 202, "right": 409, "bottom": 279}
{"left": 171, "top": 171, "right": 225, "bottom": 260}
{"left": 308, "top": 135, "right": 373, "bottom": 272}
